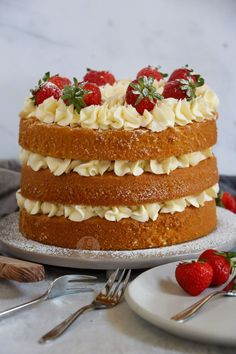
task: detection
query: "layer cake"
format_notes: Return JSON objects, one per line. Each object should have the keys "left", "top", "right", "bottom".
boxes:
{"left": 17, "top": 67, "right": 219, "bottom": 250}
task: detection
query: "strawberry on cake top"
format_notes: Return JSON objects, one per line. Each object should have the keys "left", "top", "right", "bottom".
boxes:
{"left": 20, "top": 66, "right": 218, "bottom": 131}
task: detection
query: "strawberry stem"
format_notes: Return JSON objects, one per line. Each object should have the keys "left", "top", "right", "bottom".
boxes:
{"left": 62, "top": 78, "right": 91, "bottom": 113}
{"left": 155, "top": 65, "right": 168, "bottom": 78}
{"left": 216, "top": 191, "right": 223, "bottom": 207}
{"left": 225, "top": 252, "right": 236, "bottom": 259}
{"left": 130, "top": 76, "right": 163, "bottom": 106}
{"left": 215, "top": 251, "right": 236, "bottom": 261}
{"left": 177, "top": 75, "right": 205, "bottom": 101}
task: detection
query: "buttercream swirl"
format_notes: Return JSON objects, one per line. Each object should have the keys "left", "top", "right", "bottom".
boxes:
{"left": 16, "top": 184, "right": 219, "bottom": 223}
{"left": 100, "top": 78, "right": 164, "bottom": 105}
{"left": 100, "top": 79, "right": 129, "bottom": 107}
{"left": 20, "top": 148, "right": 213, "bottom": 177}
{"left": 20, "top": 81, "right": 219, "bottom": 132}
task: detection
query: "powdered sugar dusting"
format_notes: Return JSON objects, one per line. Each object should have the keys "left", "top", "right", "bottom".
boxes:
{"left": 0, "top": 208, "right": 236, "bottom": 269}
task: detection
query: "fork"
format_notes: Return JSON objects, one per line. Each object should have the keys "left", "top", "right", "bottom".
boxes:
{"left": 171, "top": 274, "right": 236, "bottom": 322}
{"left": 39, "top": 268, "right": 131, "bottom": 343}
{"left": 0, "top": 274, "right": 97, "bottom": 319}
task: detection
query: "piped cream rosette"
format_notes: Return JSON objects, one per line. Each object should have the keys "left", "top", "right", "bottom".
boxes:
{"left": 20, "top": 80, "right": 219, "bottom": 132}
{"left": 20, "top": 148, "right": 213, "bottom": 177}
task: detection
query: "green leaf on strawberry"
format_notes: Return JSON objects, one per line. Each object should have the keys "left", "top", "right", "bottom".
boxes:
{"left": 130, "top": 76, "right": 163, "bottom": 105}
{"left": 62, "top": 78, "right": 101, "bottom": 113}
{"left": 30, "top": 72, "right": 51, "bottom": 104}
{"left": 62, "top": 78, "right": 90, "bottom": 113}
{"left": 176, "top": 75, "right": 205, "bottom": 100}
{"left": 126, "top": 76, "right": 163, "bottom": 114}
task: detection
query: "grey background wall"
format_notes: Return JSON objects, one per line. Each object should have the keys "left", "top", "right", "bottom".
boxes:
{"left": 1, "top": 0, "right": 235, "bottom": 173}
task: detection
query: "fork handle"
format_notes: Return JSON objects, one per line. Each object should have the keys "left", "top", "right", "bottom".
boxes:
{"left": 171, "top": 290, "right": 225, "bottom": 322}
{"left": 0, "top": 293, "right": 47, "bottom": 319}
{"left": 39, "top": 302, "right": 95, "bottom": 343}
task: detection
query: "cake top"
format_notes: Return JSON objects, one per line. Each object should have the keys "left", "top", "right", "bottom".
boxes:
{"left": 20, "top": 66, "right": 219, "bottom": 132}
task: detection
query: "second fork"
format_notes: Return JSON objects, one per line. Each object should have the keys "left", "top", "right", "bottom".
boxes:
{"left": 0, "top": 274, "right": 97, "bottom": 319}
{"left": 39, "top": 268, "right": 131, "bottom": 343}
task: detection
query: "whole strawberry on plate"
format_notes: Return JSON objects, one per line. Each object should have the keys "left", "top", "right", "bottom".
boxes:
{"left": 125, "top": 76, "right": 163, "bottom": 115}
{"left": 62, "top": 78, "right": 101, "bottom": 113}
{"left": 198, "top": 249, "right": 236, "bottom": 286}
{"left": 175, "top": 261, "right": 213, "bottom": 296}
{"left": 136, "top": 65, "right": 167, "bottom": 81}
{"left": 83, "top": 69, "right": 116, "bottom": 86}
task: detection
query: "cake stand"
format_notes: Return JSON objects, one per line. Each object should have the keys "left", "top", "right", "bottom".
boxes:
{"left": 0, "top": 208, "right": 236, "bottom": 270}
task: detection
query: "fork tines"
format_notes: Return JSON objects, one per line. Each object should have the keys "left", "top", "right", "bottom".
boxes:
{"left": 105, "top": 269, "right": 131, "bottom": 299}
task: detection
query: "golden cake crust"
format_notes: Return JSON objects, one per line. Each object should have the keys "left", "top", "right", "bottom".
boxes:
{"left": 19, "top": 118, "right": 217, "bottom": 161}
{"left": 19, "top": 201, "right": 217, "bottom": 250}
{"left": 20, "top": 157, "right": 218, "bottom": 206}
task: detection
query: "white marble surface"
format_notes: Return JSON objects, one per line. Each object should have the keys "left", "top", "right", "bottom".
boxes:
{"left": 0, "top": 0, "right": 236, "bottom": 174}
{"left": 0, "top": 265, "right": 235, "bottom": 354}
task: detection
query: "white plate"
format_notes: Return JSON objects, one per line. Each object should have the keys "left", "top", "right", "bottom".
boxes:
{"left": 125, "top": 261, "right": 236, "bottom": 346}
{"left": 0, "top": 208, "right": 236, "bottom": 270}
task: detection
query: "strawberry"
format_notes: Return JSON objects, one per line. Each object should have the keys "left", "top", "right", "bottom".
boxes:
{"left": 175, "top": 261, "right": 213, "bottom": 296}
{"left": 168, "top": 67, "right": 192, "bottom": 82}
{"left": 221, "top": 192, "right": 236, "bottom": 213}
{"left": 163, "top": 81, "right": 187, "bottom": 100}
{"left": 136, "top": 65, "right": 167, "bottom": 81}
{"left": 83, "top": 69, "right": 116, "bottom": 86}
{"left": 30, "top": 72, "right": 63, "bottom": 105}
{"left": 199, "top": 249, "right": 218, "bottom": 259}
{"left": 34, "top": 82, "right": 61, "bottom": 105}
{"left": 199, "top": 249, "right": 236, "bottom": 286}
{"left": 125, "top": 76, "right": 163, "bottom": 114}
{"left": 163, "top": 74, "right": 204, "bottom": 101}
{"left": 48, "top": 75, "right": 71, "bottom": 89}
{"left": 168, "top": 65, "right": 200, "bottom": 83}
{"left": 80, "top": 82, "right": 102, "bottom": 106}
{"left": 62, "top": 78, "right": 101, "bottom": 113}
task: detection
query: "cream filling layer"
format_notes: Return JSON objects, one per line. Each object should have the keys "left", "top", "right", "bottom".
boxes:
{"left": 16, "top": 184, "right": 218, "bottom": 223}
{"left": 20, "top": 83, "right": 219, "bottom": 132}
{"left": 20, "top": 148, "right": 213, "bottom": 177}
